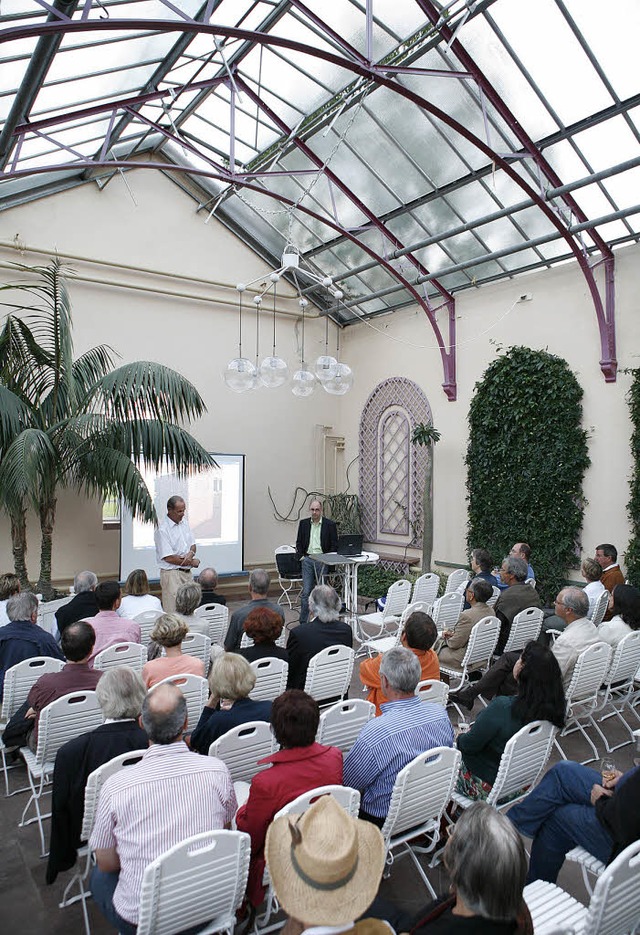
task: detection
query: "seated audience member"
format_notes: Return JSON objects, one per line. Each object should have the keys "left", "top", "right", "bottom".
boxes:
{"left": 0, "top": 592, "right": 63, "bottom": 699}
{"left": 460, "top": 549, "right": 499, "bottom": 607}
{"left": 239, "top": 607, "right": 288, "bottom": 663}
{"left": 287, "top": 584, "right": 352, "bottom": 690}
{"left": 189, "top": 652, "right": 271, "bottom": 755}
{"left": 360, "top": 611, "right": 440, "bottom": 715}
{"left": 173, "top": 580, "right": 205, "bottom": 634}
{"left": 344, "top": 646, "right": 454, "bottom": 825}
{"left": 508, "top": 759, "right": 640, "bottom": 884}
{"left": 90, "top": 684, "right": 237, "bottom": 935}
{"left": 56, "top": 570, "right": 99, "bottom": 634}
{"left": 225, "top": 569, "right": 284, "bottom": 652}
{"left": 5, "top": 621, "right": 102, "bottom": 750}
{"left": 197, "top": 566, "right": 227, "bottom": 606}
{"left": 409, "top": 802, "right": 531, "bottom": 934}
{"left": 455, "top": 642, "right": 565, "bottom": 799}
{"left": 141, "top": 613, "right": 205, "bottom": 688}
{"left": 46, "top": 667, "right": 148, "bottom": 884}
{"left": 87, "top": 580, "right": 141, "bottom": 664}
{"left": 0, "top": 573, "right": 20, "bottom": 626}
{"left": 452, "top": 586, "right": 596, "bottom": 710}
{"left": 511, "top": 542, "right": 535, "bottom": 580}
{"left": 117, "top": 568, "right": 161, "bottom": 619}
{"left": 598, "top": 583, "right": 640, "bottom": 647}
{"left": 492, "top": 556, "right": 542, "bottom": 653}
{"left": 582, "top": 556, "right": 606, "bottom": 613}
{"left": 236, "top": 689, "right": 343, "bottom": 909}
{"left": 439, "top": 577, "right": 494, "bottom": 670}
{"left": 265, "top": 795, "right": 389, "bottom": 935}
{"left": 595, "top": 543, "right": 625, "bottom": 621}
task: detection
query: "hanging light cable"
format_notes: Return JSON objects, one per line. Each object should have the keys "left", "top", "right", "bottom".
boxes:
{"left": 259, "top": 275, "right": 289, "bottom": 387}
{"left": 292, "top": 297, "right": 316, "bottom": 397}
{"left": 223, "top": 286, "right": 256, "bottom": 392}
{"left": 324, "top": 321, "right": 353, "bottom": 396}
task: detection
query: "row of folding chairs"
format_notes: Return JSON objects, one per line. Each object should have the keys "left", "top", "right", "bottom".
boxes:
{"left": 358, "top": 590, "right": 466, "bottom": 655}
{"left": 134, "top": 603, "right": 230, "bottom": 646}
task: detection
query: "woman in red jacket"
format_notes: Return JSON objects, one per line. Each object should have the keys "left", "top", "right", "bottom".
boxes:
{"left": 235, "top": 689, "right": 343, "bottom": 909}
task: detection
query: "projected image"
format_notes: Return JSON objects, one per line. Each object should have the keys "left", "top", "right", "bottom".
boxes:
{"left": 120, "top": 454, "right": 244, "bottom": 579}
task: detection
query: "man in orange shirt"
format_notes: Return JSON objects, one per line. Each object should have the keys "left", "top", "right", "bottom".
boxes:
{"left": 359, "top": 611, "right": 440, "bottom": 715}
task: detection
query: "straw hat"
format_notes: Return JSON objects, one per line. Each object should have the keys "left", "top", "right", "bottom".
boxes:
{"left": 264, "top": 795, "right": 386, "bottom": 926}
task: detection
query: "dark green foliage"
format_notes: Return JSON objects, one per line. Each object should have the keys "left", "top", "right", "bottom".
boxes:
{"left": 466, "top": 346, "right": 590, "bottom": 604}
{"left": 626, "top": 370, "right": 640, "bottom": 585}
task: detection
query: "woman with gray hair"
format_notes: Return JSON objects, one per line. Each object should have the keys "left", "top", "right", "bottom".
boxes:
{"left": 142, "top": 612, "right": 205, "bottom": 688}
{"left": 286, "top": 584, "right": 353, "bottom": 690}
{"left": 189, "top": 652, "right": 272, "bottom": 755}
{"left": 408, "top": 802, "right": 532, "bottom": 934}
{"left": 175, "top": 580, "right": 206, "bottom": 634}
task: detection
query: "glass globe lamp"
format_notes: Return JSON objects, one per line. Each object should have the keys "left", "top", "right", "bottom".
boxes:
{"left": 291, "top": 367, "right": 316, "bottom": 397}
{"left": 324, "top": 362, "right": 353, "bottom": 395}
{"left": 223, "top": 357, "right": 257, "bottom": 392}
{"left": 259, "top": 355, "right": 289, "bottom": 388}
{"left": 314, "top": 354, "right": 338, "bottom": 383}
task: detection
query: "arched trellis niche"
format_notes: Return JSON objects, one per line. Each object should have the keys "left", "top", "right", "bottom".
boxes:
{"left": 359, "top": 378, "right": 432, "bottom": 548}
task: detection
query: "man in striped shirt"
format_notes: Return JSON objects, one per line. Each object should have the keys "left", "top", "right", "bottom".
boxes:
{"left": 90, "top": 683, "right": 237, "bottom": 934}
{"left": 344, "top": 646, "right": 454, "bottom": 825}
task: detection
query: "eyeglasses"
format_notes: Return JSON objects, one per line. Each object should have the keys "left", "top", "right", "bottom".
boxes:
{"left": 554, "top": 599, "right": 565, "bottom": 606}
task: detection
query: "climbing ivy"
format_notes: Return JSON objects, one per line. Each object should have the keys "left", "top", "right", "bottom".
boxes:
{"left": 626, "top": 369, "right": 640, "bottom": 585}
{"left": 465, "top": 346, "right": 590, "bottom": 604}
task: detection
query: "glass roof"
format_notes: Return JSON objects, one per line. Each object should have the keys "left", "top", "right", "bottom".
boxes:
{"left": 0, "top": 0, "right": 638, "bottom": 326}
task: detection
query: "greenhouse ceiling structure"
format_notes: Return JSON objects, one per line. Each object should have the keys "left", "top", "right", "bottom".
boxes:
{"left": 0, "top": 0, "right": 639, "bottom": 399}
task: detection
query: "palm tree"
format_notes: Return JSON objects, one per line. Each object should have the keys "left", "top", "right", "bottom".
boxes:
{"left": 0, "top": 260, "right": 214, "bottom": 598}
{"left": 411, "top": 421, "right": 441, "bottom": 573}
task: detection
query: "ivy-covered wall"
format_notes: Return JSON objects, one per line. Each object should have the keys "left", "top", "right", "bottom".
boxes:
{"left": 626, "top": 369, "right": 640, "bottom": 585}
{"left": 466, "top": 346, "right": 590, "bottom": 603}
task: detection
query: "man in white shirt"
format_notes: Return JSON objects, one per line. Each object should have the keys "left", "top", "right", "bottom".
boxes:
{"left": 154, "top": 495, "right": 200, "bottom": 612}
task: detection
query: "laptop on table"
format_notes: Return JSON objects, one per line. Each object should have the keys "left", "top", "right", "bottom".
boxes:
{"left": 336, "top": 534, "right": 364, "bottom": 557}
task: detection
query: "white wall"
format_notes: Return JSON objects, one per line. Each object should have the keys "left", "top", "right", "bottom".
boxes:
{"left": 1, "top": 167, "right": 638, "bottom": 583}
{"left": 0, "top": 169, "right": 345, "bottom": 581}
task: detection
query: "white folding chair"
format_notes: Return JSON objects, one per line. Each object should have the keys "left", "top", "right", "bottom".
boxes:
{"left": 303, "top": 644, "right": 355, "bottom": 706}
{"left": 150, "top": 673, "right": 208, "bottom": 733}
{"left": 381, "top": 747, "right": 461, "bottom": 897}
{"left": 1, "top": 656, "right": 65, "bottom": 796}
{"left": 194, "top": 603, "right": 230, "bottom": 646}
{"left": 487, "top": 585, "right": 500, "bottom": 608}
{"left": 359, "top": 600, "right": 432, "bottom": 657}
{"left": 431, "top": 591, "right": 464, "bottom": 633}
{"left": 274, "top": 545, "right": 303, "bottom": 609}
{"left": 439, "top": 617, "right": 500, "bottom": 716}
{"left": 588, "top": 589, "right": 609, "bottom": 627}
{"left": 59, "top": 749, "right": 145, "bottom": 935}
{"left": 356, "top": 578, "right": 412, "bottom": 641}
{"left": 134, "top": 609, "right": 163, "bottom": 646}
{"left": 316, "top": 699, "right": 375, "bottom": 753}
{"left": 451, "top": 720, "right": 556, "bottom": 813}
{"left": 180, "top": 631, "right": 212, "bottom": 672}
{"left": 591, "top": 630, "right": 640, "bottom": 752}
{"left": 445, "top": 569, "right": 468, "bottom": 594}
{"left": 525, "top": 577, "right": 537, "bottom": 589}
{"left": 240, "top": 628, "right": 287, "bottom": 650}
{"left": 524, "top": 839, "right": 640, "bottom": 935}
{"left": 565, "top": 846, "right": 607, "bottom": 898}
{"left": 249, "top": 657, "right": 288, "bottom": 702}
{"left": 555, "top": 642, "right": 612, "bottom": 764}
{"left": 502, "top": 606, "right": 544, "bottom": 655}
{"left": 38, "top": 595, "right": 73, "bottom": 636}
{"left": 19, "top": 691, "right": 104, "bottom": 855}
{"left": 415, "top": 679, "right": 449, "bottom": 707}
{"left": 208, "top": 720, "right": 277, "bottom": 783}
{"left": 411, "top": 573, "right": 439, "bottom": 606}
{"left": 93, "top": 641, "right": 146, "bottom": 673}
{"left": 257, "top": 785, "right": 361, "bottom": 931}
{"left": 137, "top": 829, "right": 251, "bottom": 935}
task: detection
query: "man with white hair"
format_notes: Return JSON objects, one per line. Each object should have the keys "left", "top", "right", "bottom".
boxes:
{"left": 47, "top": 667, "right": 149, "bottom": 884}
{"left": 344, "top": 646, "right": 454, "bottom": 825}
{"left": 286, "top": 584, "right": 352, "bottom": 690}
{"left": 0, "top": 592, "right": 63, "bottom": 700}
{"left": 56, "top": 570, "right": 99, "bottom": 634}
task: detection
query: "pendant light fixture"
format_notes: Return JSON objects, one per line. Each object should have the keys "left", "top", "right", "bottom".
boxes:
{"left": 223, "top": 285, "right": 257, "bottom": 393}
{"left": 324, "top": 325, "right": 353, "bottom": 395}
{"left": 291, "top": 298, "right": 316, "bottom": 397}
{"left": 259, "top": 277, "right": 289, "bottom": 387}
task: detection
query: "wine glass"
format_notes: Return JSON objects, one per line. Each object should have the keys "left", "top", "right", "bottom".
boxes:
{"left": 600, "top": 757, "right": 616, "bottom": 785}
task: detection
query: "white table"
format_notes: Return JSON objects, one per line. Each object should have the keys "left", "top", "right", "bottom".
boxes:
{"left": 310, "top": 551, "right": 379, "bottom": 625}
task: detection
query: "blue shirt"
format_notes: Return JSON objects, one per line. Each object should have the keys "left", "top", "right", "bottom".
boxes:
{"left": 343, "top": 695, "right": 454, "bottom": 818}
{"left": 0, "top": 619, "right": 64, "bottom": 700}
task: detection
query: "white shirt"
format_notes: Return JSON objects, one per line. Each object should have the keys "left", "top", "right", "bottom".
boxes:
{"left": 583, "top": 580, "right": 605, "bottom": 617}
{"left": 0, "top": 600, "right": 9, "bottom": 627}
{"left": 117, "top": 593, "right": 162, "bottom": 618}
{"left": 154, "top": 514, "right": 194, "bottom": 571}
{"left": 597, "top": 615, "right": 632, "bottom": 647}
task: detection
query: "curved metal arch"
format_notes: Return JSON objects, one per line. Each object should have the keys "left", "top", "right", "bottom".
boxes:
{"left": 0, "top": 15, "right": 616, "bottom": 381}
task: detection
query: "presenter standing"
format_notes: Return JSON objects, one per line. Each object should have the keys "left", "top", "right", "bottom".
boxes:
{"left": 296, "top": 499, "right": 338, "bottom": 625}
{"left": 155, "top": 496, "right": 200, "bottom": 612}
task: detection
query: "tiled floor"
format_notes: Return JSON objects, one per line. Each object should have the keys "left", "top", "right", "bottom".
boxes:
{"left": 1, "top": 601, "right": 637, "bottom": 934}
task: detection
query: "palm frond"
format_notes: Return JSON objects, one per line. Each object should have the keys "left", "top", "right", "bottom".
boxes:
{"left": 0, "top": 429, "right": 58, "bottom": 511}
{"left": 72, "top": 344, "right": 118, "bottom": 396}
{"left": 88, "top": 363, "right": 207, "bottom": 424}
{"left": 0, "top": 386, "right": 31, "bottom": 449}
{"left": 74, "top": 447, "right": 157, "bottom": 523}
